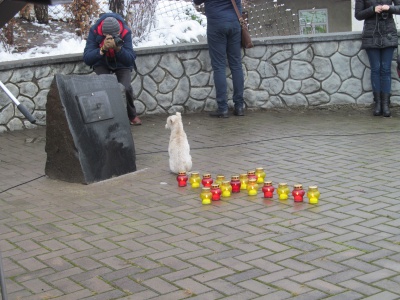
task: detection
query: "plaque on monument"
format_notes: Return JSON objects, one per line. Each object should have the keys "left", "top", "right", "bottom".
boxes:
{"left": 76, "top": 91, "right": 114, "bottom": 124}
{"left": 45, "top": 74, "right": 136, "bottom": 184}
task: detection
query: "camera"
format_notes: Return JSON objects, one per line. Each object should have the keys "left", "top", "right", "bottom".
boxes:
{"left": 381, "top": 12, "right": 389, "bottom": 19}
{"left": 113, "top": 36, "right": 124, "bottom": 47}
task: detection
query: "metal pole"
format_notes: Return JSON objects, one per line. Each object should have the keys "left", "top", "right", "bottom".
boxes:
{"left": 0, "top": 251, "right": 8, "bottom": 300}
{"left": 0, "top": 81, "right": 36, "bottom": 124}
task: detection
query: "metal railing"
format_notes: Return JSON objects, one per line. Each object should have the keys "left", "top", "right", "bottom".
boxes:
{"left": 44, "top": 0, "right": 299, "bottom": 38}
{"left": 1, "top": 0, "right": 301, "bottom": 52}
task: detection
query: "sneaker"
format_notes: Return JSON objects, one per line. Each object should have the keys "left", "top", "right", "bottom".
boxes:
{"left": 130, "top": 116, "right": 142, "bottom": 125}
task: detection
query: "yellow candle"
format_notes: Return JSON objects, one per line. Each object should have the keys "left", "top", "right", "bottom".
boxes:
{"left": 255, "top": 167, "right": 266, "bottom": 184}
{"left": 279, "top": 193, "right": 288, "bottom": 200}
{"left": 192, "top": 182, "right": 200, "bottom": 188}
{"left": 277, "top": 183, "right": 290, "bottom": 200}
{"left": 190, "top": 172, "right": 201, "bottom": 188}
{"left": 307, "top": 186, "right": 320, "bottom": 204}
{"left": 222, "top": 190, "right": 231, "bottom": 198}
{"left": 240, "top": 173, "right": 248, "bottom": 190}
{"left": 220, "top": 181, "right": 232, "bottom": 198}
{"left": 247, "top": 178, "right": 258, "bottom": 196}
{"left": 202, "top": 198, "right": 211, "bottom": 205}
{"left": 248, "top": 189, "right": 257, "bottom": 196}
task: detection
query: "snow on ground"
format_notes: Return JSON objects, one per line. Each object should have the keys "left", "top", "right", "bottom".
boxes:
{"left": 0, "top": 0, "right": 206, "bottom": 62}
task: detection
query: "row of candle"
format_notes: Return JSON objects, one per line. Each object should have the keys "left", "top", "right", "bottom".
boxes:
{"left": 176, "top": 168, "right": 320, "bottom": 205}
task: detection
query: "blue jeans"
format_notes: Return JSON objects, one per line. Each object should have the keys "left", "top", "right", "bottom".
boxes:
{"left": 207, "top": 20, "right": 244, "bottom": 111}
{"left": 366, "top": 47, "right": 395, "bottom": 94}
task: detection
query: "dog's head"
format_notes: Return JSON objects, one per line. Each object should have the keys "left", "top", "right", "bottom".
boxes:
{"left": 165, "top": 112, "right": 182, "bottom": 130}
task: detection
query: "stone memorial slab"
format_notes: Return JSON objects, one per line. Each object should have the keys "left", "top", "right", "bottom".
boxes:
{"left": 45, "top": 74, "right": 136, "bottom": 184}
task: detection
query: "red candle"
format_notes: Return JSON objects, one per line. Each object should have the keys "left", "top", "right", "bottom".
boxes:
{"left": 262, "top": 181, "right": 274, "bottom": 198}
{"left": 202, "top": 173, "right": 213, "bottom": 187}
{"left": 230, "top": 175, "right": 241, "bottom": 193}
{"left": 210, "top": 184, "right": 222, "bottom": 201}
{"left": 177, "top": 171, "right": 188, "bottom": 187}
{"left": 292, "top": 184, "right": 305, "bottom": 202}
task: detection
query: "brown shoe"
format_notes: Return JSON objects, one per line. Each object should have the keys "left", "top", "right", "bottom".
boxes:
{"left": 130, "top": 116, "right": 142, "bottom": 125}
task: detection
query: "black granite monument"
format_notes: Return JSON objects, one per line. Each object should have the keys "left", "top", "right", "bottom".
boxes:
{"left": 45, "top": 74, "right": 136, "bottom": 184}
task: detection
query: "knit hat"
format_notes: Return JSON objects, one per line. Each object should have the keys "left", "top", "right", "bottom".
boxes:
{"left": 102, "top": 17, "right": 120, "bottom": 36}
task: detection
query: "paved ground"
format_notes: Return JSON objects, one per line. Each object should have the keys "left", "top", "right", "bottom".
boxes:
{"left": 1, "top": 108, "right": 400, "bottom": 300}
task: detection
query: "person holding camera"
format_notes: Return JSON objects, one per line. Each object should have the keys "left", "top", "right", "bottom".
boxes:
{"left": 83, "top": 13, "right": 142, "bottom": 125}
{"left": 355, "top": 0, "right": 400, "bottom": 117}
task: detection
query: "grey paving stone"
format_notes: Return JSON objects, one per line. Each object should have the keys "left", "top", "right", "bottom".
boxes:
{"left": 317, "top": 290, "right": 362, "bottom": 300}
{"left": 339, "top": 279, "right": 382, "bottom": 296}
{"left": 355, "top": 269, "right": 398, "bottom": 284}
{"left": 2, "top": 110, "right": 400, "bottom": 299}
{"left": 204, "top": 278, "right": 245, "bottom": 296}
{"left": 50, "top": 277, "right": 84, "bottom": 294}
{"left": 192, "top": 267, "right": 236, "bottom": 282}
{"left": 361, "top": 291, "right": 400, "bottom": 300}
{"left": 142, "top": 277, "right": 179, "bottom": 294}
{"left": 174, "top": 278, "right": 213, "bottom": 295}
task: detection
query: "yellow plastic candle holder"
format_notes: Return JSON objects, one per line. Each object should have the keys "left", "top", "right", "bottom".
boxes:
{"left": 277, "top": 183, "right": 290, "bottom": 200}
{"left": 307, "top": 185, "right": 320, "bottom": 204}
{"left": 255, "top": 167, "right": 266, "bottom": 184}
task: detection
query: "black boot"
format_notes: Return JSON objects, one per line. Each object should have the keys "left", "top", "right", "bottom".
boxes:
{"left": 381, "top": 93, "right": 391, "bottom": 117}
{"left": 373, "top": 92, "right": 382, "bottom": 116}
{"left": 209, "top": 109, "right": 229, "bottom": 118}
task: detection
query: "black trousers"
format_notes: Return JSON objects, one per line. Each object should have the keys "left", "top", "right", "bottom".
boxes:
{"left": 94, "top": 65, "right": 137, "bottom": 120}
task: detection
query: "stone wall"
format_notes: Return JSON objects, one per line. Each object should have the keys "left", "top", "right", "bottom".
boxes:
{"left": 1, "top": 32, "right": 399, "bottom": 132}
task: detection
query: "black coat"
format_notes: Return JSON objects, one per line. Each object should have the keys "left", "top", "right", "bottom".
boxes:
{"left": 355, "top": 0, "right": 400, "bottom": 49}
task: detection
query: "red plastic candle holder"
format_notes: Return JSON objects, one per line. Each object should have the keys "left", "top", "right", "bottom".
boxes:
{"left": 210, "top": 184, "right": 222, "bottom": 201}
{"left": 230, "top": 175, "right": 241, "bottom": 193}
{"left": 202, "top": 173, "right": 213, "bottom": 187}
{"left": 262, "top": 181, "right": 275, "bottom": 198}
{"left": 177, "top": 171, "right": 188, "bottom": 187}
{"left": 292, "top": 184, "right": 305, "bottom": 202}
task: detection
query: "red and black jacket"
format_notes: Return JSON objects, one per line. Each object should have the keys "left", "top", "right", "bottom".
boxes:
{"left": 83, "top": 13, "right": 136, "bottom": 71}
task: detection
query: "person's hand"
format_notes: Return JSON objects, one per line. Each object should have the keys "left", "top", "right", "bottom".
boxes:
{"left": 375, "top": 5, "right": 383, "bottom": 13}
{"left": 103, "top": 35, "right": 116, "bottom": 51}
{"left": 382, "top": 4, "right": 390, "bottom": 11}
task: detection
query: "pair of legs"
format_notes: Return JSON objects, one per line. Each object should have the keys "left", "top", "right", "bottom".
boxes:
{"left": 207, "top": 20, "right": 244, "bottom": 116}
{"left": 366, "top": 47, "right": 395, "bottom": 117}
{"left": 94, "top": 65, "right": 140, "bottom": 123}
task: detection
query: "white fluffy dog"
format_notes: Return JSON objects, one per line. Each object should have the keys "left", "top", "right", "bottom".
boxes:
{"left": 165, "top": 112, "right": 192, "bottom": 174}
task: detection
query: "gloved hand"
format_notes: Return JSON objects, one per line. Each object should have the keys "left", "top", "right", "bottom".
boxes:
{"left": 102, "top": 35, "right": 116, "bottom": 51}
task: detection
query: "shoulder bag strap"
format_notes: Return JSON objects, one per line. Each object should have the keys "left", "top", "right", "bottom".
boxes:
{"left": 230, "top": 0, "right": 244, "bottom": 25}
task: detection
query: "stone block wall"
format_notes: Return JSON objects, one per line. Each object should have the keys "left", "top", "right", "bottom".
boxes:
{"left": 1, "top": 32, "right": 399, "bottom": 132}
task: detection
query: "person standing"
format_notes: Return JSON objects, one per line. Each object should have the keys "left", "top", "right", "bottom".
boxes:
{"left": 193, "top": 0, "right": 245, "bottom": 118}
{"left": 83, "top": 13, "right": 142, "bottom": 125}
{"left": 355, "top": 0, "right": 400, "bottom": 117}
